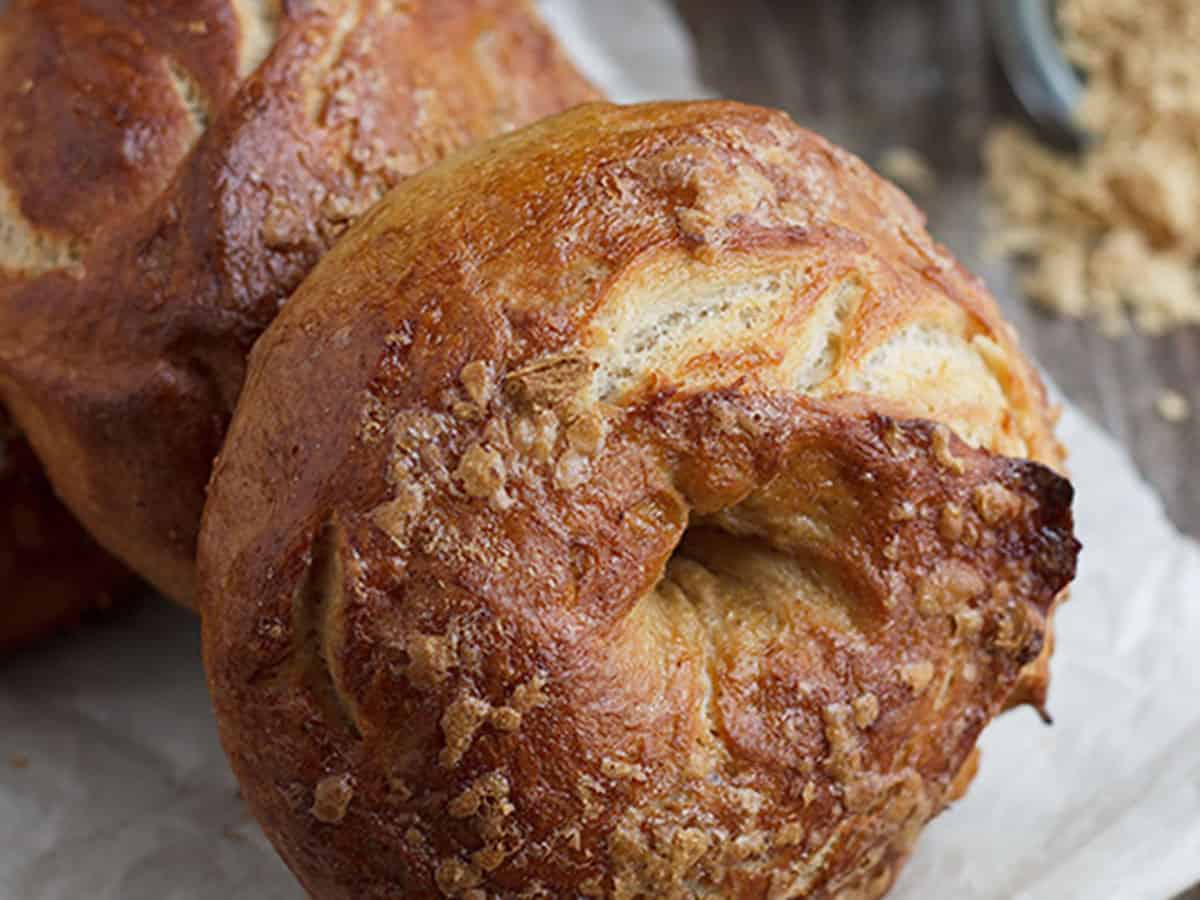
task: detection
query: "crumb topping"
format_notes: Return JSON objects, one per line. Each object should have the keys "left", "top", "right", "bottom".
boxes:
{"left": 439, "top": 693, "right": 492, "bottom": 768}
{"left": 407, "top": 633, "right": 457, "bottom": 689}
{"left": 311, "top": 773, "right": 354, "bottom": 824}
{"left": 460, "top": 360, "right": 492, "bottom": 407}
{"left": 852, "top": 692, "right": 880, "bottom": 729}
{"left": 900, "top": 661, "right": 935, "bottom": 694}
{"left": 973, "top": 482, "right": 1023, "bottom": 524}
{"left": 930, "top": 425, "right": 965, "bottom": 474}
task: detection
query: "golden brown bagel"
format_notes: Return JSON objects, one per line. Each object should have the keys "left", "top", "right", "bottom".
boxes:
{"left": 0, "top": 0, "right": 597, "bottom": 606}
{"left": 200, "top": 101, "right": 1079, "bottom": 899}
{"left": 0, "top": 0, "right": 212, "bottom": 645}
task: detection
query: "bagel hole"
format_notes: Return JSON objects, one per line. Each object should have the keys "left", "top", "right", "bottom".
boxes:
{"left": 641, "top": 522, "right": 870, "bottom": 763}
{"left": 668, "top": 525, "right": 868, "bottom": 634}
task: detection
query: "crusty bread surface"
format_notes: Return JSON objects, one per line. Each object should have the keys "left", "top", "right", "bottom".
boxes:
{"left": 0, "top": 409, "right": 135, "bottom": 651}
{"left": 0, "top": 0, "right": 598, "bottom": 605}
{"left": 201, "top": 101, "right": 1079, "bottom": 899}
{"left": 0, "top": 0, "right": 218, "bottom": 644}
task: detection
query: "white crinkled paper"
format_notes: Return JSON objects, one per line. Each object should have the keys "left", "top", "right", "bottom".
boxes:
{"left": 3, "top": 2, "right": 1198, "bottom": 898}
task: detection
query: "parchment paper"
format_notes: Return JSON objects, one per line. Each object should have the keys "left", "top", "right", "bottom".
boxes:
{"left": 3, "top": 2, "right": 1198, "bottom": 897}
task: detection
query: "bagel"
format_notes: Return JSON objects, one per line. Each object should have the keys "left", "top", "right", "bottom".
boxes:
{"left": 201, "top": 102, "right": 1079, "bottom": 898}
{"left": 0, "top": 410, "right": 134, "bottom": 651}
{"left": 0, "top": 0, "right": 597, "bottom": 605}
{"left": 0, "top": 0, "right": 214, "bottom": 645}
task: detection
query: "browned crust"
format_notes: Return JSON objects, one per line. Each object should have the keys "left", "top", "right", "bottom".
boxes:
{"left": 0, "top": 0, "right": 599, "bottom": 605}
{"left": 0, "top": 0, "right": 244, "bottom": 275}
{"left": 201, "top": 101, "right": 1079, "bottom": 898}
{"left": 0, "top": 1, "right": 223, "bottom": 644}
{"left": 0, "top": 410, "right": 136, "bottom": 652}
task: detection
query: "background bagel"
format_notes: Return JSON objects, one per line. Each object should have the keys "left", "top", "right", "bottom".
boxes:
{"left": 201, "top": 101, "right": 1079, "bottom": 899}
{"left": 0, "top": 409, "right": 134, "bottom": 651}
{"left": 0, "top": 0, "right": 598, "bottom": 606}
{"left": 0, "top": 0, "right": 217, "bottom": 646}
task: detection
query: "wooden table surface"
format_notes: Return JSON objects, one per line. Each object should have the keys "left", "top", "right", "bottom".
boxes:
{"left": 670, "top": 2, "right": 1199, "bottom": 898}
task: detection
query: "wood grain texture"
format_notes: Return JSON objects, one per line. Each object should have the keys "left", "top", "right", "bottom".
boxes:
{"left": 671, "top": 2, "right": 1199, "bottom": 898}
{"left": 673, "top": 0, "right": 1200, "bottom": 542}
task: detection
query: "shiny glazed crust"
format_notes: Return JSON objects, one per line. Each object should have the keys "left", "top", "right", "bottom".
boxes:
{"left": 0, "top": 0, "right": 598, "bottom": 605}
{"left": 201, "top": 102, "right": 1080, "bottom": 899}
{"left": 0, "top": 0, "right": 196, "bottom": 644}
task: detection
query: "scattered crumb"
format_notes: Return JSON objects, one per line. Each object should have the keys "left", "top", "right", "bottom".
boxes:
{"left": 953, "top": 607, "right": 985, "bottom": 639}
{"left": 455, "top": 443, "right": 506, "bottom": 499}
{"left": 915, "top": 574, "right": 942, "bottom": 617}
{"left": 900, "top": 661, "right": 935, "bottom": 694}
{"left": 489, "top": 706, "right": 522, "bottom": 732}
{"left": 372, "top": 480, "right": 425, "bottom": 537}
{"left": 731, "top": 832, "right": 769, "bottom": 860}
{"left": 852, "top": 692, "right": 880, "bottom": 729}
{"left": 775, "top": 822, "right": 806, "bottom": 847}
{"left": 482, "top": 417, "right": 510, "bottom": 451}
{"left": 821, "top": 703, "right": 864, "bottom": 784}
{"left": 986, "top": 0, "right": 1200, "bottom": 333}
{"left": 930, "top": 426, "right": 965, "bottom": 474}
{"left": 311, "top": 773, "right": 354, "bottom": 824}
{"left": 973, "top": 483, "right": 1023, "bottom": 524}
{"left": 566, "top": 412, "right": 606, "bottom": 455}
{"left": 510, "top": 675, "right": 549, "bottom": 712}
{"left": 802, "top": 780, "right": 818, "bottom": 806}
{"left": 322, "top": 193, "right": 358, "bottom": 223}
{"left": 439, "top": 693, "right": 492, "bottom": 768}
{"left": 601, "top": 757, "right": 648, "bottom": 782}
{"left": 1156, "top": 388, "right": 1191, "bottom": 423}
{"left": 882, "top": 532, "right": 901, "bottom": 562}
{"left": 448, "top": 786, "right": 483, "bottom": 819}
{"left": 938, "top": 503, "right": 965, "bottom": 542}
{"left": 435, "top": 858, "right": 483, "bottom": 896}
{"left": 452, "top": 401, "right": 485, "bottom": 422}
{"left": 460, "top": 360, "right": 492, "bottom": 407}
{"left": 512, "top": 409, "right": 559, "bottom": 463}
{"left": 261, "top": 195, "right": 306, "bottom": 248}
{"left": 406, "top": 633, "right": 456, "bottom": 689}
{"left": 472, "top": 845, "right": 507, "bottom": 873}
{"left": 993, "top": 605, "right": 1032, "bottom": 653}
{"left": 731, "top": 786, "right": 764, "bottom": 815}
{"left": 879, "top": 146, "right": 936, "bottom": 193}
{"left": 554, "top": 449, "right": 591, "bottom": 490}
